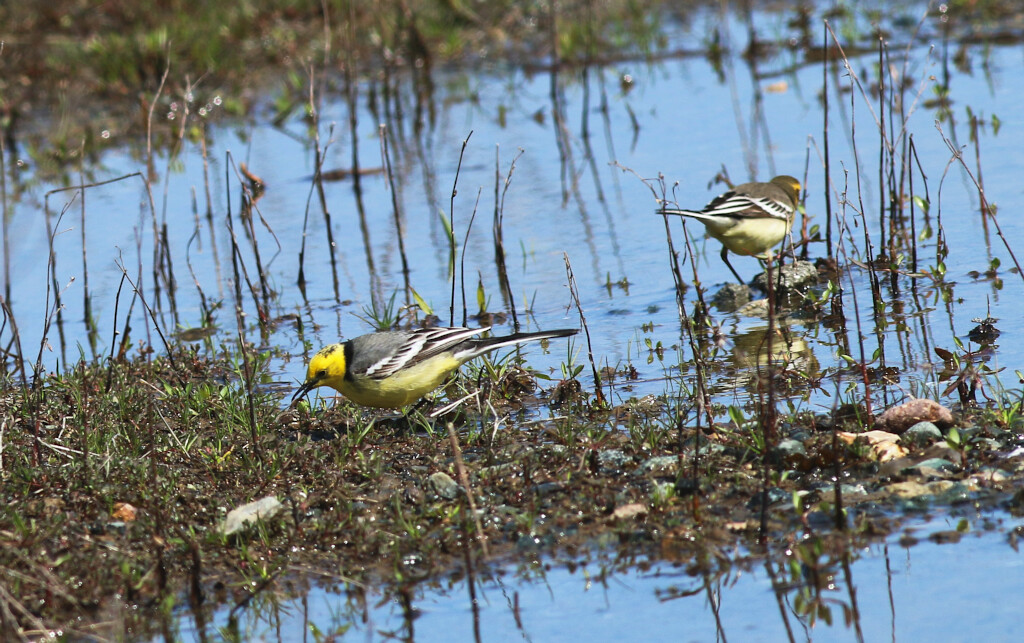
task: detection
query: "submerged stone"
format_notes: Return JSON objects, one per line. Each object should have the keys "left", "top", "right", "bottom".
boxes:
{"left": 1010, "top": 489, "right": 1024, "bottom": 511}
{"left": 477, "top": 462, "right": 518, "bottom": 479}
{"left": 805, "top": 510, "right": 841, "bottom": 530}
{"left": 597, "top": 449, "right": 631, "bottom": 474}
{"left": 634, "top": 455, "right": 680, "bottom": 477}
{"left": 746, "top": 487, "right": 789, "bottom": 510}
{"left": 811, "top": 482, "right": 869, "bottom": 504}
{"left": 681, "top": 436, "right": 726, "bottom": 456}
{"left": 428, "top": 472, "right": 460, "bottom": 500}
{"left": 886, "top": 481, "right": 932, "bottom": 500}
{"left": 773, "top": 438, "right": 807, "bottom": 466}
{"left": 901, "top": 421, "right": 942, "bottom": 446}
{"left": 533, "top": 481, "right": 564, "bottom": 497}
{"left": 887, "top": 480, "right": 974, "bottom": 506}
{"left": 973, "top": 437, "right": 1003, "bottom": 452}
{"left": 972, "top": 467, "right": 1010, "bottom": 483}
{"left": 106, "top": 521, "right": 128, "bottom": 535}
{"left": 751, "top": 259, "right": 818, "bottom": 293}
{"left": 674, "top": 477, "right": 700, "bottom": 496}
{"left": 903, "top": 458, "right": 958, "bottom": 478}
{"left": 711, "top": 282, "right": 752, "bottom": 312}
{"left": 928, "top": 481, "right": 975, "bottom": 504}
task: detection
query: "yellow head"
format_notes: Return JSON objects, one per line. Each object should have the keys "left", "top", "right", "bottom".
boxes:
{"left": 769, "top": 175, "right": 802, "bottom": 207}
{"left": 292, "top": 343, "right": 348, "bottom": 402}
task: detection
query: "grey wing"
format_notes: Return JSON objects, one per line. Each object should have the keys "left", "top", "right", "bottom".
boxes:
{"left": 355, "top": 327, "right": 488, "bottom": 380}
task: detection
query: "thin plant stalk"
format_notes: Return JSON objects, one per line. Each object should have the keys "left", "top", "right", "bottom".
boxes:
{"left": 236, "top": 325, "right": 261, "bottom": 461}
{"left": 343, "top": 8, "right": 381, "bottom": 310}
{"left": 563, "top": 253, "right": 606, "bottom": 407}
{"left": 757, "top": 255, "right": 780, "bottom": 545}
{"left": 105, "top": 272, "right": 129, "bottom": 393}
{"left": 460, "top": 189, "right": 482, "bottom": 328}
{"left": 446, "top": 422, "right": 489, "bottom": 558}
{"left": 494, "top": 147, "right": 523, "bottom": 331}
{"left": 449, "top": 131, "right": 473, "bottom": 326}
{"left": 936, "top": 122, "right": 1023, "bottom": 281}
{"left": 0, "top": 118, "right": 8, "bottom": 301}
{"left": 113, "top": 256, "right": 176, "bottom": 372}
{"left": 822, "top": 22, "right": 834, "bottom": 257}
{"left": 311, "top": 68, "right": 342, "bottom": 301}
{"left": 380, "top": 123, "right": 411, "bottom": 304}
{"left": 0, "top": 297, "right": 26, "bottom": 389}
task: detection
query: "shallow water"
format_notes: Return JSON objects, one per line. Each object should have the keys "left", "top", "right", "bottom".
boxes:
{"left": 169, "top": 507, "right": 1023, "bottom": 642}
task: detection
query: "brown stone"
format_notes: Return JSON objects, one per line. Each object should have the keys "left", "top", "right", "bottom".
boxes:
{"left": 875, "top": 399, "right": 954, "bottom": 434}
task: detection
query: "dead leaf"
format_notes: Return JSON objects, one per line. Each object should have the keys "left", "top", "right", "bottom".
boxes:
{"left": 112, "top": 502, "right": 138, "bottom": 522}
{"left": 837, "top": 430, "right": 908, "bottom": 462}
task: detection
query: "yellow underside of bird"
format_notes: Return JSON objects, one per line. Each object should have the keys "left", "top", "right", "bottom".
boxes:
{"left": 339, "top": 354, "right": 462, "bottom": 408}
{"left": 690, "top": 213, "right": 790, "bottom": 258}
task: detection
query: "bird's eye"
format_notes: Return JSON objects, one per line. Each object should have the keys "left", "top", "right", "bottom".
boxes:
{"left": 316, "top": 369, "right": 327, "bottom": 378}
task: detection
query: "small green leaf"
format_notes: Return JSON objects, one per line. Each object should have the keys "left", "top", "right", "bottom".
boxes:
{"left": 438, "top": 209, "right": 454, "bottom": 244}
{"left": 728, "top": 405, "right": 745, "bottom": 427}
{"left": 912, "top": 195, "right": 930, "bottom": 214}
{"left": 476, "top": 279, "right": 486, "bottom": 314}
{"left": 945, "top": 427, "right": 962, "bottom": 449}
{"left": 410, "top": 288, "right": 433, "bottom": 315}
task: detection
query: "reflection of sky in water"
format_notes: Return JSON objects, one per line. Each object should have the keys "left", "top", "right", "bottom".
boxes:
{"left": 4, "top": 2, "right": 1023, "bottom": 413}
{"left": 172, "top": 509, "right": 1024, "bottom": 641}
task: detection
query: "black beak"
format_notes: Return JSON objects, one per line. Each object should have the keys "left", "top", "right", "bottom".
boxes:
{"left": 289, "top": 376, "right": 323, "bottom": 408}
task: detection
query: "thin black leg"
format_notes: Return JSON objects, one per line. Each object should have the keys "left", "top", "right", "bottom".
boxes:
{"left": 720, "top": 246, "right": 746, "bottom": 284}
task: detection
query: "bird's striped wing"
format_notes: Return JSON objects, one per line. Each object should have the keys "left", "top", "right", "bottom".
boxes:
{"left": 701, "top": 192, "right": 791, "bottom": 221}
{"left": 362, "top": 326, "right": 489, "bottom": 380}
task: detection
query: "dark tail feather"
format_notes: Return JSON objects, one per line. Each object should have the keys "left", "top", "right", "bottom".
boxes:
{"left": 658, "top": 207, "right": 699, "bottom": 215}
{"left": 458, "top": 328, "right": 578, "bottom": 361}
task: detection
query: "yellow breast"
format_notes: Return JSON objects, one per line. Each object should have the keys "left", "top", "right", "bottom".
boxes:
{"left": 340, "top": 354, "right": 462, "bottom": 408}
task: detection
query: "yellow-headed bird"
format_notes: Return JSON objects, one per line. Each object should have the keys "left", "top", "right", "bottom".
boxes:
{"left": 293, "top": 326, "right": 578, "bottom": 409}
